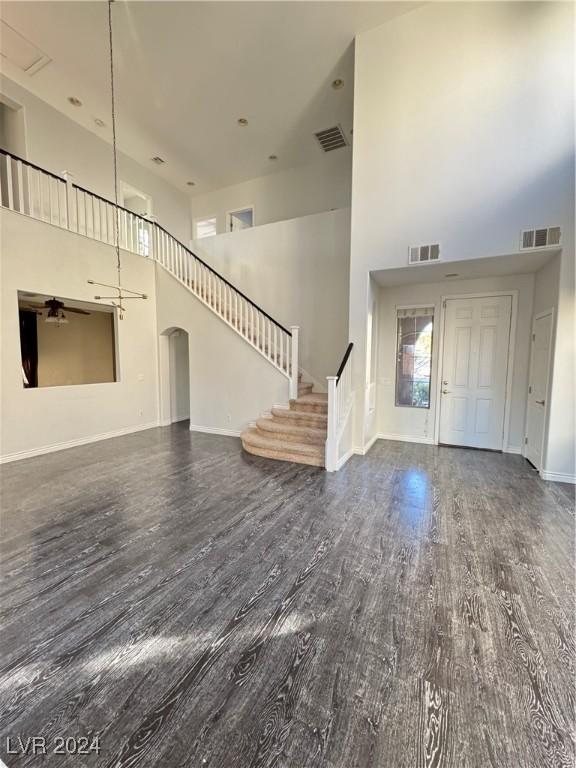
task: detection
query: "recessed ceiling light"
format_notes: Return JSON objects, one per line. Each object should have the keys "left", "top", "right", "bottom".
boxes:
{"left": 445, "top": 273, "right": 459, "bottom": 278}
{"left": 94, "top": 118, "right": 106, "bottom": 128}
{"left": 151, "top": 156, "right": 165, "bottom": 165}
{"left": 68, "top": 96, "right": 82, "bottom": 107}
{"left": 331, "top": 78, "right": 344, "bottom": 90}
{"left": 268, "top": 155, "right": 278, "bottom": 161}
{"left": 186, "top": 181, "right": 195, "bottom": 186}
{"left": 237, "top": 118, "right": 248, "bottom": 126}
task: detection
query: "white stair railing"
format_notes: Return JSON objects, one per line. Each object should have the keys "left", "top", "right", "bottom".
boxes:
{"left": 326, "top": 343, "right": 354, "bottom": 472}
{"left": 0, "top": 149, "right": 298, "bottom": 387}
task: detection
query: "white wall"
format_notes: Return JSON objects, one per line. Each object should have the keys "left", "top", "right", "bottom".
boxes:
{"left": 155, "top": 265, "right": 288, "bottom": 435}
{"left": 0, "top": 210, "right": 159, "bottom": 460}
{"left": 191, "top": 150, "right": 351, "bottom": 236}
{"left": 0, "top": 77, "right": 191, "bottom": 243}
{"left": 190, "top": 209, "right": 351, "bottom": 385}
{"left": 377, "top": 274, "right": 535, "bottom": 452}
{"left": 349, "top": 2, "right": 575, "bottom": 477}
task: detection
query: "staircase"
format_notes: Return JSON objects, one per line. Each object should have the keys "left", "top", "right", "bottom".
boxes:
{"left": 241, "top": 376, "right": 327, "bottom": 467}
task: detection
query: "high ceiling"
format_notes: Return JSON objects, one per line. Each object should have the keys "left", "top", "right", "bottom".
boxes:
{"left": 0, "top": 1, "right": 419, "bottom": 195}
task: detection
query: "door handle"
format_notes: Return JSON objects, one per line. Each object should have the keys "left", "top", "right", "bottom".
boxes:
{"left": 442, "top": 389, "right": 450, "bottom": 395}
{"left": 535, "top": 399, "right": 545, "bottom": 405}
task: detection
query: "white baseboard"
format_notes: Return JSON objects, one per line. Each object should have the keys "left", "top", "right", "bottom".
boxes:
{"left": 0, "top": 421, "right": 160, "bottom": 464}
{"left": 539, "top": 470, "right": 576, "bottom": 484}
{"left": 504, "top": 446, "right": 523, "bottom": 455}
{"left": 189, "top": 424, "right": 241, "bottom": 438}
{"left": 377, "top": 433, "right": 435, "bottom": 445}
{"left": 352, "top": 432, "right": 381, "bottom": 457}
{"left": 336, "top": 447, "right": 355, "bottom": 470}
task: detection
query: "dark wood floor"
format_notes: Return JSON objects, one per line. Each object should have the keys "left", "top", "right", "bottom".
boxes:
{"left": 0, "top": 424, "right": 574, "bottom": 768}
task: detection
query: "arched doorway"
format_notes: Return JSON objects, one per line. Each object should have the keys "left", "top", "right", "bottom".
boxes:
{"left": 159, "top": 327, "right": 190, "bottom": 425}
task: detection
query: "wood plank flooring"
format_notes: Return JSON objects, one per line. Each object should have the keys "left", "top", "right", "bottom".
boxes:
{"left": 0, "top": 423, "right": 574, "bottom": 767}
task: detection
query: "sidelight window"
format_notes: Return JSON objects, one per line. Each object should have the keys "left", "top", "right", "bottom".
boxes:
{"left": 395, "top": 307, "right": 434, "bottom": 408}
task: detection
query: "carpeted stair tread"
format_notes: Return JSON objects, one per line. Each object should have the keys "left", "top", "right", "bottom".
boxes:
{"left": 240, "top": 428, "right": 324, "bottom": 467}
{"left": 256, "top": 416, "right": 326, "bottom": 445}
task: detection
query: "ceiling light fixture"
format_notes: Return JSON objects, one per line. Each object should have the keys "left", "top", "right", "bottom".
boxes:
{"left": 331, "top": 79, "right": 344, "bottom": 90}
{"left": 445, "top": 273, "right": 459, "bottom": 278}
{"left": 94, "top": 117, "right": 106, "bottom": 128}
{"left": 237, "top": 118, "right": 248, "bottom": 126}
{"left": 186, "top": 181, "right": 195, "bottom": 186}
{"left": 68, "top": 96, "right": 82, "bottom": 107}
{"left": 268, "top": 155, "right": 278, "bottom": 161}
{"left": 151, "top": 156, "right": 165, "bottom": 165}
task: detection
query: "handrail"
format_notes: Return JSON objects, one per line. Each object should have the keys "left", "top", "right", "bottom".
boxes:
{"left": 0, "top": 148, "right": 291, "bottom": 337}
{"left": 0, "top": 147, "right": 65, "bottom": 183}
{"left": 72, "top": 188, "right": 291, "bottom": 335}
{"left": 336, "top": 342, "right": 353, "bottom": 382}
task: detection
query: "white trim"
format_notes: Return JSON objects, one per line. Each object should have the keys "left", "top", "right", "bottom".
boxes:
{"left": 378, "top": 433, "right": 435, "bottom": 445}
{"left": 504, "top": 446, "right": 523, "bottom": 455}
{"left": 353, "top": 431, "right": 381, "bottom": 456}
{"left": 433, "top": 291, "right": 518, "bottom": 451}
{"left": 539, "top": 470, "right": 576, "bottom": 484}
{"left": 188, "top": 424, "right": 241, "bottom": 438}
{"left": 336, "top": 446, "right": 355, "bottom": 470}
{"left": 523, "top": 308, "right": 555, "bottom": 469}
{"left": 0, "top": 421, "right": 160, "bottom": 464}
{"left": 226, "top": 205, "right": 255, "bottom": 233}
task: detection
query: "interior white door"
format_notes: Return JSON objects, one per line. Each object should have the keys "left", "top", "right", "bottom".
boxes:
{"left": 525, "top": 312, "right": 553, "bottom": 469}
{"left": 439, "top": 296, "right": 512, "bottom": 450}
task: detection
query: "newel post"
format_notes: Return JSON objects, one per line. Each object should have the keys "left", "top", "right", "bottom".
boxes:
{"left": 326, "top": 376, "right": 338, "bottom": 472}
{"left": 62, "top": 170, "right": 75, "bottom": 232}
{"left": 289, "top": 326, "right": 300, "bottom": 400}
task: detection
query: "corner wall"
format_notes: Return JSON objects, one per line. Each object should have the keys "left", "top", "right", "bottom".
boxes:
{"left": 190, "top": 151, "right": 352, "bottom": 236}
{"left": 191, "top": 209, "right": 351, "bottom": 386}
{"left": 350, "top": 2, "right": 575, "bottom": 477}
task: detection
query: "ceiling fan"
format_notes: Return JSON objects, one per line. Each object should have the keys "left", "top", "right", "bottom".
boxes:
{"left": 21, "top": 297, "right": 91, "bottom": 324}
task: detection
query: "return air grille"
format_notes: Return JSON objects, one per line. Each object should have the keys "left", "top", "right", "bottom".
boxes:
{"left": 409, "top": 243, "right": 440, "bottom": 265}
{"left": 314, "top": 125, "right": 348, "bottom": 152}
{"left": 521, "top": 226, "right": 561, "bottom": 250}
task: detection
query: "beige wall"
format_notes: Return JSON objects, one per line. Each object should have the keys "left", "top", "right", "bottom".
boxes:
{"left": 36, "top": 309, "right": 116, "bottom": 387}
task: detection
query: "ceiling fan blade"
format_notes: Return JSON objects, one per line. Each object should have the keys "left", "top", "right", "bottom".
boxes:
{"left": 63, "top": 307, "right": 91, "bottom": 315}
{"left": 22, "top": 302, "right": 46, "bottom": 309}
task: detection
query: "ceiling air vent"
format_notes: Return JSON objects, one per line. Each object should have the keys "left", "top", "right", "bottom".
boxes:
{"left": 314, "top": 125, "right": 348, "bottom": 152}
{"left": 409, "top": 243, "right": 440, "bottom": 265}
{"left": 521, "top": 226, "right": 561, "bottom": 250}
{"left": 0, "top": 21, "right": 51, "bottom": 76}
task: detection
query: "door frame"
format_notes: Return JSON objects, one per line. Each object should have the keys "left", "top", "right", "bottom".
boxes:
{"left": 433, "top": 290, "right": 519, "bottom": 451}
{"left": 523, "top": 308, "right": 555, "bottom": 469}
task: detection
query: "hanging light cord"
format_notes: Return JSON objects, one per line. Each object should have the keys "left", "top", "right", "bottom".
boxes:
{"left": 107, "top": 0, "right": 121, "bottom": 293}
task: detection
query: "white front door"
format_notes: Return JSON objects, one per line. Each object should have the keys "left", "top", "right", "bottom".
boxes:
{"left": 525, "top": 312, "right": 553, "bottom": 470}
{"left": 439, "top": 296, "right": 512, "bottom": 450}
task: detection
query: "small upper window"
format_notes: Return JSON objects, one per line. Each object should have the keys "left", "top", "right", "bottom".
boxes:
{"left": 395, "top": 307, "right": 434, "bottom": 408}
{"left": 228, "top": 208, "right": 254, "bottom": 232}
{"left": 195, "top": 217, "right": 217, "bottom": 239}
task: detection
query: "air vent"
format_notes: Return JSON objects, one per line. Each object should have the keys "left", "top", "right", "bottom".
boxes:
{"left": 151, "top": 156, "right": 165, "bottom": 165}
{"left": 0, "top": 20, "right": 51, "bottom": 76}
{"left": 409, "top": 243, "right": 440, "bottom": 265}
{"left": 314, "top": 125, "right": 348, "bottom": 152}
{"left": 521, "top": 226, "right": 561, "bottom": 250}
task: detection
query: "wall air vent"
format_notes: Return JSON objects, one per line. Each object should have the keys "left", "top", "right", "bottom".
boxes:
{"left": 0, "top": 20, "right": 51, "bottom": 76}
{"left": 151, "top": 156, "right": 165, "bottom": 165}
{"left": 520, "top": 226, "right": 561, "bottom": 250}
{"left": 314, "top": 125, "right": 348, "bottom": 152}
{"left": 409, "top": 243, "right": 440, "bottom": 265}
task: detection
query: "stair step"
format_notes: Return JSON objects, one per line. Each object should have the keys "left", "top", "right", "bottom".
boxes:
{"left": 298, "top": 382, "right": 313, "bottom": 396}
{"left": 289, "top": 393, "right": 328, "bottom": 414}
{"left": 271, "top": 406, "right": 327, "bottom": 429}
{"left": 241, "top": 428, "right": 324, "bottom": 468}
{"left": 256, "top": 417, "right": 326, "bottom": 446}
